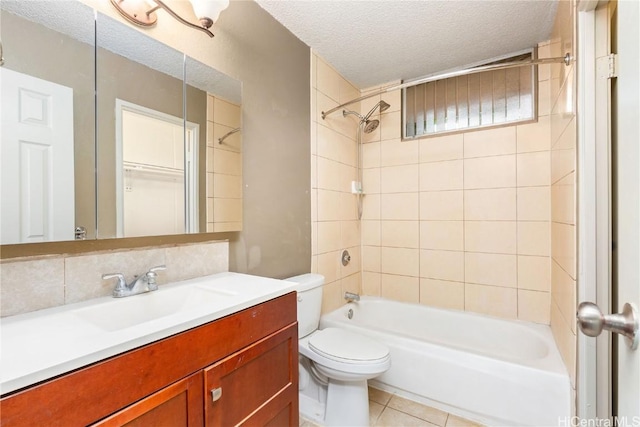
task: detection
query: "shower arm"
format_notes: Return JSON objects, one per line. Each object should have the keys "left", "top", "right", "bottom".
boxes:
{"left": 321, "top": 53, "right": 572, "bottom": 120}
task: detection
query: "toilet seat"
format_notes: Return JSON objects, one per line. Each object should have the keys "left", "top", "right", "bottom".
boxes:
{"left": 309, "top": 327, "right": 389, "bottom": 364}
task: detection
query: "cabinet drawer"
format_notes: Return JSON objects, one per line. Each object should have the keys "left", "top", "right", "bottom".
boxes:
{"left": 205, "top": 324, "right": 298, "bottom": 426}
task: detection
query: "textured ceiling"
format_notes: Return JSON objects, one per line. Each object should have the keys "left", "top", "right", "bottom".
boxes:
{"left": 257, "top": 0, "right": 558, "bottom": 89}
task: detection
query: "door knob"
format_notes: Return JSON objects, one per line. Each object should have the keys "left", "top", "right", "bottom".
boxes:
{"left": 577, "top": 302, "right": 639, "bottom": 350}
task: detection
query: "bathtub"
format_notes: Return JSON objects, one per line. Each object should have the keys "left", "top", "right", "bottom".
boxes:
{"left": 319, "top": 297, "right": 571, "bottom": 427}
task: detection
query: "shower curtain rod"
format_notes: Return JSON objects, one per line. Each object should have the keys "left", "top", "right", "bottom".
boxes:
{"left": 321, "top": 53, "right": 572, "bottom": 120}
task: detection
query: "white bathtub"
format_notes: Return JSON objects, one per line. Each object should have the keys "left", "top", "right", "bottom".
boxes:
{"left": 319, "top": 297, "right": 571, "bottom": 427}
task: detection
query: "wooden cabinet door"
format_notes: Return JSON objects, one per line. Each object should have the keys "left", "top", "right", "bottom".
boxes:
{"left": 92, "top": 372, "right": 204, "bottom": 427}
{"left": 204, "top": 324, "right": 298, "bottom": 427}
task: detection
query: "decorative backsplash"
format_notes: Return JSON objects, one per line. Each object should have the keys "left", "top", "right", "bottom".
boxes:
{"left": 0, "top": 241, "right": 229, "bottom": 317}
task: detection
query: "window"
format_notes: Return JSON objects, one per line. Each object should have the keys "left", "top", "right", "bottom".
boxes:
{"left": 403, "top": 52, "right": 536, "bottom": 139}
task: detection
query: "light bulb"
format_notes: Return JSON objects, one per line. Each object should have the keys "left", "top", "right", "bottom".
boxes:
{"left": 189, "top": 0, "right": 229, "bottom": 27}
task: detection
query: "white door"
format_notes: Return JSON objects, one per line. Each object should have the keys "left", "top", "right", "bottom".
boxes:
{"left": 613, "top": 0, "right": 639, "bottom": 417}
{"left": 0, "top": 68, "right": 75, "bottom": 244}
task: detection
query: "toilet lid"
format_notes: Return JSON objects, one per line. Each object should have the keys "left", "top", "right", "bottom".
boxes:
{"left": 308, "top": 328, "right": 389, "bottom": 363}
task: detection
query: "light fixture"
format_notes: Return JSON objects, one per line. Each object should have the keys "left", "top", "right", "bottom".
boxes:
{"left": 110, "top": 0, "right": 229, "bottom": 38}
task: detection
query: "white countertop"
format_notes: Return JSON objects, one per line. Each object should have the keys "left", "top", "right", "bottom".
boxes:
{"left": 0, "top": 272, "right": 298, "bottom": 395}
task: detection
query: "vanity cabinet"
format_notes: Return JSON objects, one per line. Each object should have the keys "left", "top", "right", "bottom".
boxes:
{"left": 0, "top": 293, "right": 298, "bottom": 427}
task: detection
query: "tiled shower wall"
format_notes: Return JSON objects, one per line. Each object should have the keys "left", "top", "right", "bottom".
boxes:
{"left": 548, "top": 0, "right": 578, "bottom": 388}
{"left": 0, "top": 241, "right": 229, "bottom": 317}
{"left": 310, "top": 54, "right": 363, "bottom": 313}
{"left": 312, "top": 54, "right": 559, "bottom": 327}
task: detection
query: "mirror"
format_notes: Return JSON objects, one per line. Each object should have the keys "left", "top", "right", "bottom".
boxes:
{"left": 0, "top": 1, "right": 96, "bottom": 244}
{"left": 0, "top": 1, "right": 242, "bottom": 245}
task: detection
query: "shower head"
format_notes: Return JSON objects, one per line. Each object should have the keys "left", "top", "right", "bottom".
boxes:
{"left": 363, "top": 100, "right": 391, "bottom": 121}
{"left": 363, "top": 119, "right": 380, "bottom": 134}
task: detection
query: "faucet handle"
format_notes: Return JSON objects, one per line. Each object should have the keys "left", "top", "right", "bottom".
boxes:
{"left": 146, "top": 265, "right": 166, "bottom": 290}
{"left": 102, "top": 273, "right": 127, "bottom": 297}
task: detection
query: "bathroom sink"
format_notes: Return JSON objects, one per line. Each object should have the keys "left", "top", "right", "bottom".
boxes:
{"left": 72, "top": 286, "right": 235, "bottom": 332}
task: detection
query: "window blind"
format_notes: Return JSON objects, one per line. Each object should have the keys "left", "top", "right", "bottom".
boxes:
{"left": 404, "top": 53, "right": 536, "bottom": 138}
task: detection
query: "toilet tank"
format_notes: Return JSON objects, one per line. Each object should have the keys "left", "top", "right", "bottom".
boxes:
{"left": 284, "top": 273, "right": 324, "bottom": 338}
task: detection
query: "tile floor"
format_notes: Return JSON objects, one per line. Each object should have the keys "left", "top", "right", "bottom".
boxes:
{"left": 300, "top": 387, "right": 483, "bottom": 427}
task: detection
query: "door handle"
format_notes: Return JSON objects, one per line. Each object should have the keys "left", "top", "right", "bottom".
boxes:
{"left": 577, "top": 302, "right": 639, "bottom": 350}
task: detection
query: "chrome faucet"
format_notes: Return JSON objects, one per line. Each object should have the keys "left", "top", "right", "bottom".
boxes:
{"left": 102, "top": 265, "right": 166, "bottom": 298}
{"left": 344, "top": 292, "right": 360, "bottom": 302}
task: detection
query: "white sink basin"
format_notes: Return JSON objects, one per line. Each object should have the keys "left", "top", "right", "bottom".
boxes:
{"left": 1, "top": 272, "right": 298, "bottom": 395}
{"left": 72, "top": 286, "right": 238, "bottom": 332}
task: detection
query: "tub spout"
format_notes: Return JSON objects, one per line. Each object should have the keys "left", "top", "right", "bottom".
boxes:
{"left": 344, "top": 292, "right": 360, "bottom": 302}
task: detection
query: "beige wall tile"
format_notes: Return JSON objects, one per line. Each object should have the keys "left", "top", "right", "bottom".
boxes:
{"left": 551, "top": 222, "right": 576, "bottom": 278}
{"left": 341, "top": 251, "right": 361, "bottom": 283}
{"left": 321, "top": 280, "right": 343, "bottom": 314}
{"left": 362, "top": 168, "right": 380, "bottom": 195}
{"left": 465, "top": 283, "right": 517, "bottom": 319}
{"left": 381, "top": 165, "right": 419, "bottom": 193}
{"left": 213, "top": 123, "right": 241, "bottom": 152}
{"left": 362, "top": 220, "right": 381, "bottom": 246}
{"left": 517, "top": 151, "right": 550, "bottom": 187}
{"left": 465, "top": 252, "right": 517, "bottom": 288}
{"left": 464, "top": 155, "right": 516, "bottom": 189}
{"left": 317, "top": 93, "right": 354, "bottom": 138}
{"left": 551, "top": 175, "right": 575, "bottom": 225}
{"left": 380, "top": 247, "right": 419, "bottom": 277}
{"left": 341, "top": 220, "right": 361, "bottom": 248}
{"left": 420, "top": 250, "right": 464, "bottom": 282}
{"left": 518, "top": 187, "right": 551, "bottom": 221}
{"left": 340, "top": 163, "right": 357, "bottom": 193}
{"left": 518, "top": 221, "right": 550, "bottom": 256}
{"left": 213, "top": 174, "right": 242, "bottom": 199}
{"left": 362, "top": 272, "right": 381, "bottom": 296}
{"left": 1, "top": 258, "right": 65, "bottom": 317}
{"left": 341, "top": 272, "right": 361, "bottom": 296}
{"left": 551, "top": 149, "right": 575, "bottom": 185}
{"left": 464, "top": 188, "right": 516, "bottom": 221}
{"left": 420, "top": 191, "right": 464, "bottom": 220}
{"left": 381, "top": 193, "right": 419, "bottom": 220}
{"left": 317, "top": 124, "right": 356, "bottom": 165}
{"left": 213, "top": 198, "right": 242, "bottom": 223}
{"left": 316, "top": 57, "right": 340, "bottom": 102}
{"left": 206, "top": 173, "right": 214, "bottom": 198}
{"left": 419, "top": 279, "right": 465, "bottom": 310}
{"left": 538, "top": 80, "right": 551, "bottom": 116}
{"left": 362, "top": 194, "right": 381, "bottom": 220}
{"left": 381, "top": 220, "right": 420, "bottom": 248}
{"left": 420, "top": 134, "right": 464, "bottom": 162}
{"left": 212, "top": 222, "right": 242, "bottom": 232}
{"left": 463, "top": 126, "right": 516, "bottom": 158}
{"left": 551, "top": 300, "right": 577, "bottom": 387}
{"left": 207, "top": 94, "right": 214, "bottom": 122}
{"left": 317, "top": 157, "right": 342, "bottom": 191}
{"left": 362, "top": 141, "right": 381, "bottom": 169}
{"left": 317, "top": 221, "right": 341, "bottom": 254}
{"left": 381, "top": 111, "right": 402, "bottom": 141}
{"left": 420, "top": 221, "right": 464, "bottom": 251}
{"left": 341, "top": 192, "right": 360, "bottom": 221}
{"left": 213, "top": 98, "right": 240, "bottom": 128}
{"left": 317, "top": 251, "right": 341, "bottom": 283}
{"left": 517, "top": 116, "right": 551, "bottom": 153}
{"left": 465, "top": 221, "right": 517, "bottom": 254}
{"left": 552, "top": 259, "right": 577, "bottom": 333}
{"left": 420, "top": 160, "right": 464, "bottom": 191}
{"left": 553, "top": 117, "right": 576, "bottom": 150}
{"left": 381, "top": 139, "right": 419, "bottom": 166}
{"left": 518, "top": 255, "right": 551, "bottom": 291}
{"left": 213, "top": 148, "right": 242, "bottom": 176}
{"left": 518, "top": 290, "right": 550, "bottom": 324}
{"left": 363, "top": 246, "right": 381, "bottom": 272}
{"left": 317, "top": 190, "right": 342, "bottom": 221}
{"left": 339, "top": 77, "right": 359, "bottom": 105}
{"left": 381, "top": 274, "right": 420, "bottom": 303}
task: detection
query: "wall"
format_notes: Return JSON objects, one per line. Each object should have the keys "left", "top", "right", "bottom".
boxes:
{"left": 311, "top": 53, "right": 554, "bottom": 322}
{"left": 310, "top": 54, "right": 362, "bottom": 313}
{"left": 547, "top": 0, "right": 578, "bottom": 388}
{"left": 0, "top": 241, "right": 228, "bottom": 317}
{"left": 85, "top": 0, "right": 311, "bottom": 278}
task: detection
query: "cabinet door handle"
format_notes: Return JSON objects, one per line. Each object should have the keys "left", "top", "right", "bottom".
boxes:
{"left": 211, "top": 387, "right": 223, "bottom": 402}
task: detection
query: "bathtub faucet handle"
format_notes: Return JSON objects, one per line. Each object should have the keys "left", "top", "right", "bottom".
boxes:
{"left": 344, "top": 292, "right": 360, "bottom": 302}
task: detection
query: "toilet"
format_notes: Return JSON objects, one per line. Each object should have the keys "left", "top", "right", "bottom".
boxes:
{"left": 286, "top": 273, "right": 391, "bottom": 426}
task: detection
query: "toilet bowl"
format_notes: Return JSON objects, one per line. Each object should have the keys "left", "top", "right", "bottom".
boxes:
{"left": 286, "top": 274, "right": 391, "bottom": 427}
